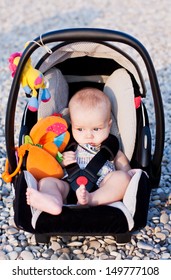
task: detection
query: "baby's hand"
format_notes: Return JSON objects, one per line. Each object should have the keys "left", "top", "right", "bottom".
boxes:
{"left": 128, "top": 169, "right": 140, "bottom": 177}
{"left": 61, "top": 151, "right": 77, "bottom": 167}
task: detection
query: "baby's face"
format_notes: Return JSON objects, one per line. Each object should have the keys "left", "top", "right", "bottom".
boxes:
{"left": 70, "top": 106, "right": 112, "bottom": 147}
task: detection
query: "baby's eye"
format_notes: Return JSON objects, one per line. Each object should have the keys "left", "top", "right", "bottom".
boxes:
{"left": 77, "top": 128, "right": 83, "bottom": 131}
{"left": 93, "top": 128, "right": 100, "bottom": 131}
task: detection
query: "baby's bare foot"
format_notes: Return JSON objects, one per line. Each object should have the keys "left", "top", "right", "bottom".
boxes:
{"left": 26, "top": 188, "right": 41, "bottom": 209}
{"left": 26, "top": 188, "right": 62, "bottom": 215}
{"left": 76, "top": 185, "right": 89, "bottom": 205}
{"left": 26, "top": 187, "right": 33, "bottom": 206}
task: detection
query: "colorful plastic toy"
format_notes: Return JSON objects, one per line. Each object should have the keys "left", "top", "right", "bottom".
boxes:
{"left": 8, "top": 52, "right": 51, "bottom": 111}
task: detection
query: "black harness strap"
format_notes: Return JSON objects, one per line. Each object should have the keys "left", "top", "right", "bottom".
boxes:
{"left": 65, "top": 134, "right": 119, "bottom": 192}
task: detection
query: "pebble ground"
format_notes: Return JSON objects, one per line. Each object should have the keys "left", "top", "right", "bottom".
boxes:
{"left": 0, "top": 0, "right": 171, "bottom": 260}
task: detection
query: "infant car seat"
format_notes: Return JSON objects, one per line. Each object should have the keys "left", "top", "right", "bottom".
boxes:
{"left": 4, "top": 28, "right": 165, "bottom": 244}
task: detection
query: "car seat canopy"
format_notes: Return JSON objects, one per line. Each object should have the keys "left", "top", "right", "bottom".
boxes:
{"left": 39, "top": 42, "right": 146, "bottom": 96}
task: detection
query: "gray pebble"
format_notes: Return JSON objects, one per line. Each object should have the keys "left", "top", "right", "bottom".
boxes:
{"left": 7, "top": 251, "right": 19, "bottom": 260}
{"left": 160, "top": 252, "right": 170, "bottom": 259}
{"left": 137, "top": 241, "right": 153, "bottom": 250}
{"left": 160, "top": 212, "right": 169, "bottom": 224}
{"left": 19, "top": 250, "right": 34, "bottom": 260}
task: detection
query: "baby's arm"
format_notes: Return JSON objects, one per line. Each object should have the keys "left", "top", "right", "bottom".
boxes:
{"left": 61, "top": 151, "right": 77, "bottom": 167}
{"left": 114, "top": 150, "right": 131, "bottom": 172}
{"left": 115, "top": 151, "right": 139, "bottom": 178}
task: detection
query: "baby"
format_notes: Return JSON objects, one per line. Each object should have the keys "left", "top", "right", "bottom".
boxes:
{"left": 26, "top": 88, "right": 133, "bottom": 215}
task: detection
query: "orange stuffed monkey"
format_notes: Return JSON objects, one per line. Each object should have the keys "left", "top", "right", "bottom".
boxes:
{"left": 2, "top": 116, "right": 70, "bottom": 182}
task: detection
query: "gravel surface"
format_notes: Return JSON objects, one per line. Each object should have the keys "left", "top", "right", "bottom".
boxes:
{"left": 0, "top": 0, "right": 171, "bottom": 260}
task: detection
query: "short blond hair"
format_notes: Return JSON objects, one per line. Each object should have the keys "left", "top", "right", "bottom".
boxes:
{"left": 69, "top": 88, "right": 111, "bottom": 117}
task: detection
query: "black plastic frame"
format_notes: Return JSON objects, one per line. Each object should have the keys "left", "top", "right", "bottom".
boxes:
{"left": 5, "top": 28, "right": 165, "bottom": 186}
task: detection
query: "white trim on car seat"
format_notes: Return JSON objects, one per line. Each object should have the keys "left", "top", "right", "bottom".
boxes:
{"left": 108, "top": 201, "right": 134, "bottom": 231}
{"left": 123, "top": 169, "right": 143, "bottom": 217}
{"left": 104, "top": 68, "right": 136, "bottom": 160}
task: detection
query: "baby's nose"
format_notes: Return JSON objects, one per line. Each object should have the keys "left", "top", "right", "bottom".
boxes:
{"left": 86, "top": 130, "right": 94, "bottom": 138}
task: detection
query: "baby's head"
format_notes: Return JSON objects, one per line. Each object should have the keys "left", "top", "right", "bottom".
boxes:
{"left": 68, "top": 88, "right": 112, "bottom": 146}
{"left": 69, "top": 87, "right": 111, "bottom": 118}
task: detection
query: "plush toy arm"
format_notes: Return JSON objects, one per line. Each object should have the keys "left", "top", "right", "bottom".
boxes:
{"left": 21, "top": 75, "right": 32, "bottom": 94}
{"left": 28, "top": 89, "right": 39, "bottom": 112}
{"left": 39, "top": 88, "right": 51, "bottom": 102}
{"left": 23, "top": 85, "right": 32, "bottom": 95}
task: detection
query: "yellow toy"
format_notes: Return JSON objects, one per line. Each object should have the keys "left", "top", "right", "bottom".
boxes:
{"left": 8, "top": 52, "right": 51, "bottom": 111}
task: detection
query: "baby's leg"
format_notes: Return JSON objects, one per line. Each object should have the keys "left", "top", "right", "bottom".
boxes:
{"left": 78, "top": 171, "right": 131, "bottom": 206}
{"left": 26, "top": 177, "right": 69, "bottom": 215}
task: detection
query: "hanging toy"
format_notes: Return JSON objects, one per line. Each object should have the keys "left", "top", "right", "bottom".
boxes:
{"left": 8, "top": 52, "right": 51, "bottom": 112}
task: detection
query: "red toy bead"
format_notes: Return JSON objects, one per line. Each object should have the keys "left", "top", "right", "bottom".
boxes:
{"left": 76, "top": 176, "right": 88, "bottom": 186}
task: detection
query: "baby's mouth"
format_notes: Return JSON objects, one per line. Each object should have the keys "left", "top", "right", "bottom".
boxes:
{"left": 89, "top": 142, "right": 95, "bottom": 146}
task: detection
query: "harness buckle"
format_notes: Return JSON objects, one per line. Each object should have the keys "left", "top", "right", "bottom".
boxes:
{"left": 67, "top": 169, "right": 98, "bottom": 192}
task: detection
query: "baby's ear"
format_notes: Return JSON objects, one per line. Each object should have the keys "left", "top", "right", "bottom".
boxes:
{"left": 109, "top": 119, "right": 112, "bottom": 127}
